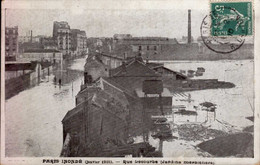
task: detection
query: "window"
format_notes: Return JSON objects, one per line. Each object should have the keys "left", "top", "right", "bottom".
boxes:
{"left": 154, "top": 45, "right": 157, "bottom": 51}
{"left": 147, "top": 46, "right": 149, "bottom": 50}
{"left": 139, "top": 45, "right": 142, "bottom": 51}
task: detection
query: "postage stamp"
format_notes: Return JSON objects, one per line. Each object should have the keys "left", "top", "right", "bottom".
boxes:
{"left": 210, "top": 1, "right": 253, "bottom": 36}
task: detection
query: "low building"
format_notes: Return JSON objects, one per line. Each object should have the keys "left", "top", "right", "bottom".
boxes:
{"left": 20, "top": 49, "right": 63, "bottom": 64}
{"left": 5, "top": 61, "right": 41, "bottom": 99}
{"left": 62, "top": 80, "right": 135, "bottom": 156}
{"left": 61, "top": 56, "right": 175, "bottom": 157}
{"left": 84, "top": 54, "right": 109, "bottom": 81}
{"left": 109, "top": 57, "right": 187, "bottom": 80}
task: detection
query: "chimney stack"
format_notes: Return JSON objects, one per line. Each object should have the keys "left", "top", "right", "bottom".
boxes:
{"left": 31, "top": 30, "right": 33, "bottom": 43}
{"left": 188, "top": 9, "right": 191, "bottom": 44}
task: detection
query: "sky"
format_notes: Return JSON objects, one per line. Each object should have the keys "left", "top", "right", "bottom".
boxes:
{"left": 4, "top": 0, "right": 208, "bottom": 39}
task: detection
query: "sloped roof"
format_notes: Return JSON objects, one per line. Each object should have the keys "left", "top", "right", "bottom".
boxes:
{"left": 101, "top": 77, "right": 137, "bottom": 97}
{"left": 62, "top": 88, "right": 129, "bottom": 123}
{"left": 146, "top": 62, "right": 164, "bottom": 69}
{"left": 84, "top": 55, "right": 107, "bottom": 70}
{"left": 104, "top": 76, "right": 162, "bottom": 96}
{"left": 154, "top": 66, "right": 187, "bottom": 79}
{"left": 113, "top": 60, "right": 160, "bottom": 77}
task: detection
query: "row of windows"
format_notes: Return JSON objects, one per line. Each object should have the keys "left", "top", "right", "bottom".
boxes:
{"left": 138, "top": 45, "right": 158, "bottom": 51}
{"left": 6, "top": 29, "right": 18, "bottom": 34}
{"left": 6, "top": 36, "right": 17, "bottom": 39}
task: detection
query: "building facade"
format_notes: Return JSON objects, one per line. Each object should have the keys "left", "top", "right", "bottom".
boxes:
{"left": 71, "top": 29, "right": 87, "bottom": 56}
{"left": 53, "top": 21, "right": 71, "bottom": 56}
{"left": 5, "top": 26, "right": 19, "bottom": 61}
{"left": 18, "top": 35, "right": 45, "bottom": 44}
{"left": 21, "top": 49, "right": 63, "bottom": 64}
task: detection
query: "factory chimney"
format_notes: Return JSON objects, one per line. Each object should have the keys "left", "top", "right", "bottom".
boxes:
{"left": 30, "top": 30, "right": 33, "bottom": 43}
{"left": 188, "top": 9, "right": 191, "bottom": 44}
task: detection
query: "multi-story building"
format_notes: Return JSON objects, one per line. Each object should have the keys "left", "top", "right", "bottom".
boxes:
{"left": 71, "top": 29, "right": 87, "bottom": 56}
{"left": 53, "top": 21, "right": 71, "bottom": 56}
{"left": 5, "top": 26, "right": 19, "bottom": 61}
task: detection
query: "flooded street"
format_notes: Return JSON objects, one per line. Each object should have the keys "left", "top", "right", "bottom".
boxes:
{"left": 5, "top": 59, "right": 254, "bottom": 157}
{"left": 5, "top": 57, "right": 86, "bottom": 157}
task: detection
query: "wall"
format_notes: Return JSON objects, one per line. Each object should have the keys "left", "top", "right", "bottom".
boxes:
{"left": 98, "top": 54, "right": 123, "bottom": 69}
{"left": 62, "top": 101, "right": 128, "bottom": 156}
{"left": 5, "top": 72, "right": 31, "bottom": 99}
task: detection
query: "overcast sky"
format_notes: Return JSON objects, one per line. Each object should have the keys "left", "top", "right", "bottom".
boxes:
{"left": 4, "top": 0, "right": 208, "bottom": 39}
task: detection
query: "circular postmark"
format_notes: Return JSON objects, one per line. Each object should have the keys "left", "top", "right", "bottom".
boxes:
{"left": 200, "top": 11, "right": 246, "bottom": 54}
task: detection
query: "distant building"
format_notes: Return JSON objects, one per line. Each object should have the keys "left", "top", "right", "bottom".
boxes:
{"left": 18, "top": 34, "right": 45, "bottom": 44}
{"left": 71, "top": 29, "right": 87, "bottom": 56}
{"left": 40, "top": 37, "right": 58, "bottom": 50}
{"left": 18, "top": 42, "right": 44, "bottom": 54}
{"left": 20, "top": 49, "right": 63, "bottom": 64}
{"left": 53, "top": 21, "right": 71, "bottom": 56}
{"left": 108, "top": 36, "right": 179, "bottom": 59}
{"left": 5, "top": 26, "right": 19, "bottom": 61}
{"left": 113, "top": 34, "right": 132, "bottom": 40}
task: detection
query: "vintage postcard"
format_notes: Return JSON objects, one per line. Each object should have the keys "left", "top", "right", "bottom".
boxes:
{"left": 1, "top": 0, "right": 259, "bottom": 164}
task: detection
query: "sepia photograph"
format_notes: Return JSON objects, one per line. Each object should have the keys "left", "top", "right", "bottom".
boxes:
{"left": 1, "top": 0, "right": 259, "bottom": 164}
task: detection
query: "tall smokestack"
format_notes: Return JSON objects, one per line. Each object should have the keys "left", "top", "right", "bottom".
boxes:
{"left": 31, "top": 30, "right": 33, "bottom": 43}
{"left": 188, "top": 9, "right": 191, "bottom": 44}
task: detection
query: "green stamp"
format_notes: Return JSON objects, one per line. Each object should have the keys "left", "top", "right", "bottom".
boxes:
{"left": 211, "top": 1, "right": 253, "bottom": 36}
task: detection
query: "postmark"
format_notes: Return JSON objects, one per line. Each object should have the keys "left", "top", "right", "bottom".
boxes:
{"left": 210, "top": 1, "right": 253, "bottom": 36}
{"left": 200, "top": 14, "right": 245, "bottom": 54}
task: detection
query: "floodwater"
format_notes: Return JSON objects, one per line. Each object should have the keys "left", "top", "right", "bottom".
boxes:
{"left": 5, "top": 57, "right": 86, "bottom": 157}
{"left": 154, "top": 59, "right": 254, "bottom": 157}
{"left": 5, "top": 59, "right": 254, "bottom": 157}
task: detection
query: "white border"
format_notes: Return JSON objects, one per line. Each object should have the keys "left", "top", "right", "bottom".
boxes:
{"left": 1, "top": 0, "right": 259, "bottom": 165}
